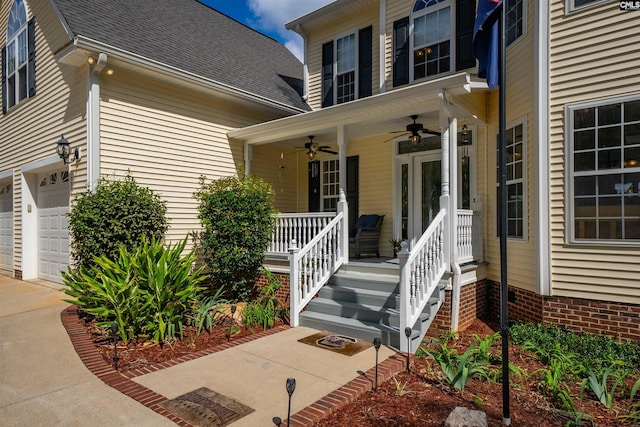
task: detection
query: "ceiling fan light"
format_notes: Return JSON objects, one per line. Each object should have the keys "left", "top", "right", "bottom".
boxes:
{"left": 410, "top": 134, "right": 421, "bottom": 144}
{"left": 307, "top": 150, "right": 316, "bottom": 160}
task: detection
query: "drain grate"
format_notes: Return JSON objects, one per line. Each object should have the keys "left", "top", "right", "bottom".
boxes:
{"left": 160, "top": 387, "right": 253, "bottom": 427}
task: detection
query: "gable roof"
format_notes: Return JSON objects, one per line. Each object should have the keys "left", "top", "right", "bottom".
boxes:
{"left": 52, "top": 0, "right": 309, "bottom": 112}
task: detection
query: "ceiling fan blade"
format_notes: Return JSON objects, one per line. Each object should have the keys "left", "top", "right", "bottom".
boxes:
{"left": 319, "top": 148, "right": 338, "bottom": 154}
{"left": 384, "top": 133, "right": 408, "bottom": 142}
{"left": 421, "top": 129, "right": 442, "bottom": 136}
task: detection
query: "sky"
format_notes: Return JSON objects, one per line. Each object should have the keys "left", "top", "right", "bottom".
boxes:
{"left": 200, "top": 0, "right": 334, "bottom": 61}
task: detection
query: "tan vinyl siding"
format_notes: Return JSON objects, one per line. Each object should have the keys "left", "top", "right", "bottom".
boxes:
{"left": 549, "top": 0, "right": 640, "bottom": 304}
{"left": 251, "top": 144, "right": 303, "bottom": 213}
{"left": 99, "top": 68, "right": 281, "bottom": 246}
{"left": 306, "top": 3, "right": 379, "bottom": 110}
{"left": 0, "top": 0, "right": 86, "bottom": 272}
{"left": 483, "top": 1, "right": 537, "bottom": 292}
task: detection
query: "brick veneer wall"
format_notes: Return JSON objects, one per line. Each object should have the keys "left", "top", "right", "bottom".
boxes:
{"left": 14, "top": 269, "right": 22, "bottom": 280}
{"left": 426, "top": 280, "right": 490, "bottom": 337}
{"left": 543, "top": 297, "right": 640, "bottom": 341}
{"left": 486, "top": 281, "right": 544, "bottom": 324}
{"left": 254, "top": 271, "right": 291, "bottom": 305}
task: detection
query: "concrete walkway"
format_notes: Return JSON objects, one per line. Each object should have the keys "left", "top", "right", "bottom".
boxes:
{"left": 0, "top": 275, "right": 398, "bottom": 426}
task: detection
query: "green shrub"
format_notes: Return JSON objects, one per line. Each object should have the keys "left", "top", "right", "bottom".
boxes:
{"left": 194, "top": 175, "right": 276, "bottom": 302}
{"left": 63, "top": 236, "right": 204, "bottom": 343}
{"left": 68, "top": 173, "right": 167, "bottom": 269}
{"left": 243, "top": 269, "right": 288, "bottom": 329}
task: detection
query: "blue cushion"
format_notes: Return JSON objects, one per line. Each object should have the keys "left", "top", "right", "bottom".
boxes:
{"left": 357, "top": 214, "right": 379, "bottom": 230}
{"left": 349, "top": 237, "right": 355, "bottom": 244}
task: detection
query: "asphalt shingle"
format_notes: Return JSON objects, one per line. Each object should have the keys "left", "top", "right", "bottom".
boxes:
{"left": 53, "top": 0, "right": 309, "bottom": 111}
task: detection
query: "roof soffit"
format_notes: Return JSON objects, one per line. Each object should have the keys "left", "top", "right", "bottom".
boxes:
{"left": 286, "top": 0, "right": 378, "bottom": 33}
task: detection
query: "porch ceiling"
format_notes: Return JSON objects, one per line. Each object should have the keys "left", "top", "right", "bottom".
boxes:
{"left": 228, "top": 72, "right": 475, "bottom": 148}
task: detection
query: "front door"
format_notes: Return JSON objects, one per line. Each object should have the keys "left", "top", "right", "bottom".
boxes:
{"left": 411, "top": 154, "right": 441, "bottom": 246}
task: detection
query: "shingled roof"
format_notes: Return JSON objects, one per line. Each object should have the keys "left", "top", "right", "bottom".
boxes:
{"left": 53, "top": 0, "right": 309, "bottom": 112}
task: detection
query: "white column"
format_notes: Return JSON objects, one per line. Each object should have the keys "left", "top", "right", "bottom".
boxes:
{"left": 244, "top": 143, "right": 253, "bottom": 175}
{"left": 288, "top": 239, "right": 300, "bottom": 327}
{"left": 337, "top": 189, "right": 349, "bottom": 265}
{"left": 337, "top": 124, "right": 347, "bottom": 193}
{"left": 86, "top": 53, "right": 107, "bottom": 191}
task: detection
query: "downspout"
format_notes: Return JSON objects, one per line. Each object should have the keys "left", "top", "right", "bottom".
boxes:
{"left": 439, "top": 90, "right": 462, "bottom": 333}
{"left": 87, "top": 53, "right": 107, "bottom": 191}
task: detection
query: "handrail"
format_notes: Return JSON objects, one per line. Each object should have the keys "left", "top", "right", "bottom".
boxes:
{"left": 398, "top": 208, "right": 449, "bottom": 352}
{"left": 268, "top": 213, "right": 336, "bottom": 255}
{"left": 289, "top": 212, "right": 345, "bottom": 326}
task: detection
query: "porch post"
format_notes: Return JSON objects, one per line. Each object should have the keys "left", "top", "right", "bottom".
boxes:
{"left": 449, "top": 117, "right": 461, "bottom": 332}
{"left": 288, "top": 239, "right": 300, "bottom": 327}
{"left": 398, "top": 241, "right": 410, "bottom": 353}
{"left": 337, "top": 189, "right": 349, "bottom": 265}
{"left": 337, "top": 124, "right": 347, "bottom": 193}
{"left": 439, "top": 111, "right": 451, "bottom": 269}
{"left": 244, "top": 143, "right": 253, "bottom": 176}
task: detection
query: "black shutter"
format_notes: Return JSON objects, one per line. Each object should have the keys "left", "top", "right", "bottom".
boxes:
{"left": 321, "top": 41, "right": 334, "bottom": 108}
{"left": 1, "top": 45, "right": 6, "bottom": 114}
{"left": 456, "top": 0, "right": 476, "bottom": 71}
{"left": 358, "top": 26, "right": 372, "bottom": 99}
{"left": 308, "top": 160, "right": 321, "bottom": 212}
{"left": 393, "top": 17, "right": 409, "bottom": 87}
{"left": 27, "top": 18, "right": 36, "bottom": 98}
{"left": 346, "top": 156, "right": 359, "bottom": 236}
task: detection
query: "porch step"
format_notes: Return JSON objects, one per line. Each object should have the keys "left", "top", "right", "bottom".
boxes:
{"left": 298, "top": 266, "right": 446, "bottom": 351}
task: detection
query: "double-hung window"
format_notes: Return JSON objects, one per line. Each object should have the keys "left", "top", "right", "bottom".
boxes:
{"left": 497, "top": 120, "right": 526, "bottom": 239}
{"left": 411, "top": 0, "right": 452, "bottom": 81}
{"left": 336, "top": 34, "right": 356, "bottom": 104}
{"left": 568, "top": 96, "right": 640, "bottom": 242}
{"left": 3, "top": 0, "right": 35, "bottom": 112}
{"left": 566, "top": 0, "right": 609, "bottom": 13}
{"left": 506, "top": 0, "right": 525, "bottom": 46}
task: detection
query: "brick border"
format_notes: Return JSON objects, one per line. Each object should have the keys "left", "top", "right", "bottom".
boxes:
{"left": 60, "top": 305, "right": 290, "bottom": 426}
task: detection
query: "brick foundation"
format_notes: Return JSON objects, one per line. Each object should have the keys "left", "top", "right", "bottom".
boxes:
{"left": 14, "top": 269, "right": 22, "bottom": 280}
{"left": 426, "top": 280, "right": 490, "bottom": 337}
{"left": 255, "top": 270, "right": 291, "bottom": 306}
{"left": 486, "top": 281, "right": 544, "bottom": 325}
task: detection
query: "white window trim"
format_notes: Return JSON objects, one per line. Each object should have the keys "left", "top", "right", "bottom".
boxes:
{"left": 334, "top": 31, "right": 359, "bottom": 104}
{"left": 506, "top": 0, "right": 527, "bottom": 49}
{"left": 496, "top": 117, "right": 528, "bottom": 241}
{"left": 565, "top": 0, "right": 612, "bottom": 14}
{"left": 6, "top": 0, "right": 29, "bottom": 110}
{"left": 565, "top": 93, "right": 640, "bottom": 246}
{"left": 409, "top": 0, "right": 455, "bottom": 83}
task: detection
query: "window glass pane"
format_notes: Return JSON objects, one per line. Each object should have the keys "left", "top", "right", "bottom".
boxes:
{"left": 575, "top": 197, "right": 596, "bottom": 217}
{"left": 18, "top": 65, "right": 27, "bottom": 101}
{"left": 425, "top": 12, "right": 437, "bottom": 44}
{"left": 18, "top": 31, "right": 27, "bottom": 66}
{"left": 599, "top": 196, "right": 622, "bottom": 217}
{"left": 597, "top": 127, "right": 621, "bottom": 148}
{"left": 624, "top": 146, "right": 640, "bottom": 168}
{"left": 624, "top": 217, "right": 640, "bottom": 239}
{"left": 414, "top": 15, "right": 427, "bottom": 47}
{"left": 575, "top": 130, "right": 595, "bottom": 150}
{"left": 598, "top": 104, "right": 621, "bottom": 126}
{"left": 625, "top": 123, "right": 640, "bottom": 146}
{"left": 575, "top": 176, "right": 595, "bottom": 196}
{"left": 574, "top": 152, "right": 595, "bottom": 172}
{"left": 437, "top": 7, "right": 450, "bottom": 40}
{"left": 574, "top": 108, "right": 595, "bottom": 129}
{"left": 598, "top": 149, "right": 621, "bottom": 170}
{"left": 7, "top": 41, "right": 16, "bottom": 74}
{"left": 337, "top": 34, "right": 355, "bottom": 73}
{"left": 599, "top": 174, "right": 620, "bottom": 195}
{"left": 624, "top": 100, "right": 640, "bottom": 122}
{"left": 7, "top": 0, "right": 26, "bottom": 39}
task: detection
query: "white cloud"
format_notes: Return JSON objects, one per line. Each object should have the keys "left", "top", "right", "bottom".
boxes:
{"left": 247, "top": 0, "right": 334, "bottom": 61}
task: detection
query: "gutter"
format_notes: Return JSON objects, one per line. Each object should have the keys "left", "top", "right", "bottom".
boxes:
{"left": 57, "top": 36, "right": 309, "bottom": 116}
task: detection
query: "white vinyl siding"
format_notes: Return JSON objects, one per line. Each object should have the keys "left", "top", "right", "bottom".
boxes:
{"left": 550, "top": 0, "right": 640, "bottom": 304}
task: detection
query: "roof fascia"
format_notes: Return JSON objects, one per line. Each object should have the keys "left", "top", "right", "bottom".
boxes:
{"left": 58, "top": 36, "right": 308, "bottom": 115}
{"left": 229, "top": 72, "right": 471, "bottom": 144}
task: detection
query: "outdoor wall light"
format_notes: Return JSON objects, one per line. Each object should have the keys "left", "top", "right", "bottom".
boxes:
{"left": 87, "top": 56, "right": 95, "bottom": 65}
{"left": 56, "top": 135, "right": 80, "bottom": 164}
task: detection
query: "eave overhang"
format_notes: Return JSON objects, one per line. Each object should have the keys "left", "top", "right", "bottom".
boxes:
{"left": 229, "top": 72, "right": 474, "bottom": 146}
{"left": 286, "top": 0, "right": 377, "bottom": 34}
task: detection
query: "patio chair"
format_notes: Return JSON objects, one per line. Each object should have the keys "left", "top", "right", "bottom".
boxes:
{"left": 349, "top": 214, "right": 384, "bottom": 258}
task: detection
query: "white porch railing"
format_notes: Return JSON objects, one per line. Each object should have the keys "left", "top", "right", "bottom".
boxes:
{"left": 268, "top": 213, "right": 336, "bottom": 256}
{"left": 398, "top": 208, "right": 449, "bottom": 352}
{"left": 457, "top": 210, "right": 483, "bottom": 264}
{"left": 288, "top": 191, "right": 349, "bottom": 327}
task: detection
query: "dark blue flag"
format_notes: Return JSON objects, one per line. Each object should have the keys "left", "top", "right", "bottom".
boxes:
{"left": 473, "top": 0, "right": 502, "bottom": 88}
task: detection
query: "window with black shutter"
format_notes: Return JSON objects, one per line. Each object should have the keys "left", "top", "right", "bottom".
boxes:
{"left": 3, "top": 0, "right": 35, "bottom": 113}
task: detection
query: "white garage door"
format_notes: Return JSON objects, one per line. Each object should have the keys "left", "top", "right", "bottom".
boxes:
{"left": 0, "top": 181, "right": 12, "bottom": 272}
{"left": 37, "top": 169, "right": 70, "bottom": 283}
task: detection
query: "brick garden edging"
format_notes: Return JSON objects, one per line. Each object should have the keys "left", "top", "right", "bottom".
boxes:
{"left": 61, "top": 305, "right": 407, "bottom": 426}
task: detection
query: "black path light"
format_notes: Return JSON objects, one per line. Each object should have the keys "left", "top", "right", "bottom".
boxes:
{"left": 272, "top": 416, "right": 282, "bottom": 426}
{"left": 110, "top": 322, "right": 119, "bottom": 370}
{"left": 286, "top": 377, "right": 296, "bottom": 426}
{"left": 404, "top": 327, "right": 412, "bottom": 372}
{"left": 227, "top": 305, "right": 237, "bottom": 342}
{"left": 373, "top": 337, "right": 381, "bottom": 391}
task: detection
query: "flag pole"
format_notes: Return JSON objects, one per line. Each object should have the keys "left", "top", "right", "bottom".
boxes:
{"left": 498, "top": 2, "right": 510, "bottom": 425}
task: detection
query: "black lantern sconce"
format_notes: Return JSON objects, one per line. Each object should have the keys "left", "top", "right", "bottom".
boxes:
{"left": 56, "top": 135, "right": 80, "bottom": 164}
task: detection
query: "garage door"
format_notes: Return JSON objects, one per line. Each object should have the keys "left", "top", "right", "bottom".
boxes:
{"left": 37, "top": 169, "right": 70, "bottom": 283}
{"left": 0, "top": 181, "right": 12, "bottom": 272}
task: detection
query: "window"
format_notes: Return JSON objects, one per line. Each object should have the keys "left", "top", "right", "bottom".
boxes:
{"left": 3, "top": 0, "right": 35, "bottom": 111}
{"left": 336, "top": 34, "right": 356, "bottom": 104}
{"left": 321, "top": 159, "right": 340, "bottom": 211}
{"left": 497, "top": 120, "right": 526, "bottom": 239}
{"left": 321, "top": 27, "right": 372, "bottom": 107}
{"left": 568, "top": 96, "right": 640, "bottom": 242}
{"left": 506, "top": 0, "right": 525, "bottom": 46}
{"left": 411, "top": 0, "right": 452, "bottom": 81}
{"left": 566, "top": 0, "right": 610, "bottom": 13}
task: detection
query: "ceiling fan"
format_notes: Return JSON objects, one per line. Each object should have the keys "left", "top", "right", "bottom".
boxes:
{"left": 388, "top": 115, "right": 441, "bottom": 144}
{"left": 297, "top": 136, "right": 338, "bottom": 160}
